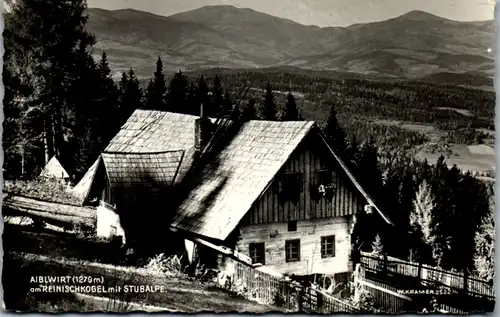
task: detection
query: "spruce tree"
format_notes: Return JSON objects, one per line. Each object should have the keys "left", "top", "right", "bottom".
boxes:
{"left": 259, "top": 82, "right": 277, "bottom": 120}
{"left": 186, "top": 81, "right": 198, "bottom": 115}
{"left": 281, "top": 92, "right": 301, "bottom": 121}
{"left": 223, "top": 91, "right": 233, "bottom": 115}
{"left": 357, "top": 136, "right": 383, "bottom": 205}
{"left": 212, "top": 75, "right": 224, "bottom": 114}
{"left": 118, "top": 68, "right": 143, "bottom": 125}
{"left": 325, "top": 104, "right": 347, "bottom": 158}
{"left": 5, "top": 0, "right": 96, "bottom": 177}
{"left": 196, "top": 76, "right": 212, "bottom": 116}
{"left": 240, "top": 98, "right": 257, "bottom": 122}
{"left": 145, "top": 56, "right": 167, "bottom": 110}
{"left": 96, "top": 51, "right": 119, "bottom": 142}
{"left": 167, "top": 70, "right": 189, "bottom": 113}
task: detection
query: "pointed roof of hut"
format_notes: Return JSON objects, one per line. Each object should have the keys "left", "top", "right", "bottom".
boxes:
{"left": 39, "top": 156, "right": 70, "bottom": 180}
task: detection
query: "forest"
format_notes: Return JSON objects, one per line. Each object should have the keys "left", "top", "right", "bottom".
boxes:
{"left": 3, "top": 0, "right": 494, "bottom": 282}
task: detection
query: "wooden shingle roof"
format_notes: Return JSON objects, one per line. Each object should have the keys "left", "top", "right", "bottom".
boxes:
{"left": 170, "top": 120, "right": 316, "bottom": 240}
{"left": 72, "top": 158, "right": 100, "bottom": 203}
{"left": 40, "top": 156, "right": 69, "bottom": 180}
{"left": 105, "top": 110, "right": 200, "bottom": 153}
{"left": 74, "top": 109, "right": 392, "bottom": 239}
{"left": 101, "top": 151, "right": 185, "bottom": 189}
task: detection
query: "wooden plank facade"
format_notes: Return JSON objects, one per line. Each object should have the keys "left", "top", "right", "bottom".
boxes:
{"left": 236, "top": 132, "right": 368, "bottom": 276}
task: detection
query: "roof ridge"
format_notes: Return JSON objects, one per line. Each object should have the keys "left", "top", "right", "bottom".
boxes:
{"left": 102, "top": 150, "right": 185, "bottom": 155}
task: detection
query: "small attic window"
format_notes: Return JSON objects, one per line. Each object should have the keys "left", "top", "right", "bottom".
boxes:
{"left": 313, "top": 169, "right": 336, "bottom": 200}
{"left": 278, "top": 173, "right": 303, "bottom": 204}
{"left": 288, "top": 220, "right": 297, "bottom": 232}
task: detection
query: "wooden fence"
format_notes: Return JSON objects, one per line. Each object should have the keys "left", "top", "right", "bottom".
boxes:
{"left": 360, "top": 252, "right": 495, "bottom": 300}
{"left": 223, "top": 259, "right": 359, "bottom": 313}
{"left": 355, "top": 275, "right": 413, "bottom": 313}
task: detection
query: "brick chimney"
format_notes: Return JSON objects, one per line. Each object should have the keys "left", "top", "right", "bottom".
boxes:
{"left": 194, "top": 102, "right": 208, "bottom": 154}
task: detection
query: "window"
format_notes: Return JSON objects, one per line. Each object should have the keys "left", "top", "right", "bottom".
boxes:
{"left": 288, "top": 220, "right": 297, "bottom": 232}
{"left": 314, "top": 170, "right": 336, "bottom": 200}
{"left": 278, "top": 173, "right": 303, "bottom": 204}
{"left": 249, "top": 242, "right": 265, "bottom": 265}
{"left": 110, "top": 226, "right": 117, "bottom": 236}
{"left": 285, "top": 239, "right": 301, "bottom": 262}
{"left": 321, "top": 235, "right": 335, "bottom": 258}
{"left": 317, "top": 170, "right": 333, "bottom": 185}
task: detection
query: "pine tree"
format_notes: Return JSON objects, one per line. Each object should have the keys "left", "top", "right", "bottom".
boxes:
{"left": 259, "top": 82, "right": 277, "bottom": 120}
{"left": 144, "top": 79, "right": 155, "bottom": 109}
{"left": 196, "top": 76, "right": 212, "bottom": 116}
{"left": 5, "top": 0, "right": 96, "bottom": 178}
{"left": 346, "top": 135, "right": 360, "bottom": 170}
{"left": 212, "top": 75, "right": 224, "bottom": 114}
{"left": 474, "top": 187, "right": 495, "bottom": 282}
{"left": 222, "top": 91, "right": 233, "bottom": 115}
{"left": 96, "top": 51, "right": 119, "bottom": 143}
{"left": 118, "top": 68, "right": 142, "bottom": 126}
{"left": 186, "top": 81, "right": 198, "bottom": 115}
{"left": 145, "top": 56, "right": 167, "bottom": 110}
{"left": 357, "top": 137, "right": 384, "bottom": 206}
{"left": 325, "top": 104, "right": 347, "bottom": 158}
{"left": 240, "top": 98, "right": 257, "bottom": 122}
{"left": 281, "top": 92, "right": 301, "bottom": 121}
{"left": 167, "top": 70, "right": 189, "bottom": 113}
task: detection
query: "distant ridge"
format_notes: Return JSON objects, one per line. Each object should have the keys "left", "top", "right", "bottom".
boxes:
{"left": 86, "top": 5, "right": 495, "bottom": 87}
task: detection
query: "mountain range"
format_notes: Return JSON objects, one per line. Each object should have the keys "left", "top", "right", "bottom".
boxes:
{"left": 86, "top": 5, "right": 495, "bottom": 85}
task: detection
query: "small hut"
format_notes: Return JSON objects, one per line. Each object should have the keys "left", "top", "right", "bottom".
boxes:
{"left": 39, "top": 156, "right": 70, "bottom": 185}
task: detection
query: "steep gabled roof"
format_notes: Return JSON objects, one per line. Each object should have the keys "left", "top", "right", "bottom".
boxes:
{"left": 72, "top": 158, "right": 100, "bottom": 203}
{"left": 40, "top": 156, "right": 69, "bottom": 180}
{"left": 101, "top": 151, "right": 185, "bottom": 189}
{"left": 74, "top": 109, "right": 393, "bottom": 239}
{"left": 170, "top": 120, "right": 316, "bottom": 240}
{"left": 170, "top": 121, "right": 394, "bottom": 241}
{"left": 105, "top": 110, "right": 199, "bottom": 153}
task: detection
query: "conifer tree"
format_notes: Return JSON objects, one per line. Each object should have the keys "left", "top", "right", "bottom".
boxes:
{"left": 167, "top": 70, "right": 189, "bottom": 113}
{"left": 281, "top": 92, "right": 301, "bottom": 121}
{"left": 118, "top": 68, "right": 143, "bottom": 125}
{"left": 259, "top": 82, "right": 277, "bottom": 120}
{"left": 212, "top": 75, "right": 224, "bottom": 114}
{"left": 222, "top": 91, "right": 233, "bottom": 115}
{"left": 357, "top": 136, "right": 383, "bottom": 205}
{"left": 325, "top": 104, "right": 347, "bottom": 158}
{"left": 240, "top": 98, "right": 258, "bottom": 122}
{"left": 196, "top": 76, "right": 213, "bottom": 116}
{"left": 474, "top": 187, "right": 495, "bottom": 282}
{"left": 5, "top": 0, "right": 97, "bottom": 177}
{"left": 96, "top": 51, "right": 119, "bottom": 142}
{"left": 145, "top": 56, "right": 167, "bottom": 110}
{"left": 186, "top": 81, "right": 198, "bottom": 115}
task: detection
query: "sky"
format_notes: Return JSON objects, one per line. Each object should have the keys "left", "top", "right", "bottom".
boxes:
{"left": 87, "top": 0, "right": 496, "bottom": 27}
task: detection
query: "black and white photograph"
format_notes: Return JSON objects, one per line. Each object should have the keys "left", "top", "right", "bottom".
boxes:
{"left": 1, "top": 0, "right": 496, "bottom": 313}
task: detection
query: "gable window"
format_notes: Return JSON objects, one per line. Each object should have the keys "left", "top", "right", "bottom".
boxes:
{"left": 313, "top": 169, "right": 336, "bottom": 200}
{"left": 249, "top": 242, "right": 265, "bottom": 265}
{"left": 278, "top": 173, "right": 303, "bottom": 204}
{"left": 321, "top": 235, "right": 335, "bottom": 258}
{"left": 285, "top": 239, "right": 301, "bottom": 262}
{"left": 288, "top": 220, "right": 297, "bottom": 232}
